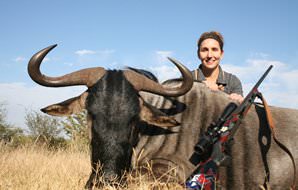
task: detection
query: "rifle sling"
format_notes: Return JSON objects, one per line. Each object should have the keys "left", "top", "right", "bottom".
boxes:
{"left": 257, "top": 93, "right": 296, "bottom": 190}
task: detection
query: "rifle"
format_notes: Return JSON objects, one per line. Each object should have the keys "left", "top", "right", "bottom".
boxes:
{"left": 186, "top": 65, "right": 273, "bottom": 190}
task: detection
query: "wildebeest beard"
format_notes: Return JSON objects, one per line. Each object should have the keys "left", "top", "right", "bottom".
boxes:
{"left": 85, "top": 70, "right": 141, "bottom": 186}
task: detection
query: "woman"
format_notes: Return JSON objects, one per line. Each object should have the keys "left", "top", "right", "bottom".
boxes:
{"left": 193, "top": 31, "right": 244, "bottom": 103}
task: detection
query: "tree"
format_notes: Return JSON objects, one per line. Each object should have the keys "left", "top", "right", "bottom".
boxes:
{"left": 61, "top": 110, "right": 89, "bottom": 151}
{"left": 0, "top": 124, "right": 23, "bottom": 141}
{"left": 0, "top": 102, "right": 6, "bottom": 125}
{"left": 25, "top": 110, "right": 62, "bottom": 143}
{"left": 0, "top": 102, "right": 24, "bottom": 143}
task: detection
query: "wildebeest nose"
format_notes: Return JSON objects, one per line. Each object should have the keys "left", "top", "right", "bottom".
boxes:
{"left": 104, "top": 172, "right": 119, "bottom": 182}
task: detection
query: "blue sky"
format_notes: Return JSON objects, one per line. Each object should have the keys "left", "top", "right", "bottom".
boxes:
{"left": 0, "top": 0, "right": 298, "bottom": 129}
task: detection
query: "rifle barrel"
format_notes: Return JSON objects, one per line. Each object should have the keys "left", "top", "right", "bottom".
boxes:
{"left": 249, "top": 65, "right": 273, "bottom": 95}
{"left": 234, "top": 65, "right": 273, "bottom": 114}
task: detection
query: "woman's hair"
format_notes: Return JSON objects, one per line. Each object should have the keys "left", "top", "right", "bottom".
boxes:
{"left": 197, "top": 31, "right": 224, "bottom": 51}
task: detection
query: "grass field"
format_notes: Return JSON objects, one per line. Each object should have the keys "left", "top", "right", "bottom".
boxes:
{"left": 0, "top": 143, "right": 184, "bottom": 190}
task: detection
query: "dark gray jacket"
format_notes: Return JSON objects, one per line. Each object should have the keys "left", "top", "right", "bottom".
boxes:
{"left": 192, "top": 65, "right": 243, "bottom": 96}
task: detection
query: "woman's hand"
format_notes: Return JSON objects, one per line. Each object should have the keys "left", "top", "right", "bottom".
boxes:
{"left": 203, "top": 81, "right": 219, "bottom": 91}
{"left": 203, "top": 81, "right": 244, "bottom": 103}
{"left": 229, "top": 93, "right": 244, "bottom": 103}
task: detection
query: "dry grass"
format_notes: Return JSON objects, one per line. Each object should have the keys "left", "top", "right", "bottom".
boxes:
{"left": 0, "top": 143, "right": 184, "bottom": 190}
{"left": 0, "top": 143, "right": 90, "bottom": 190}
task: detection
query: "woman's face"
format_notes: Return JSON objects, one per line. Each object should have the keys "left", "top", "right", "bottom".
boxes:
{"left": 198, "top": 38, "right": 224, "bottom": 70}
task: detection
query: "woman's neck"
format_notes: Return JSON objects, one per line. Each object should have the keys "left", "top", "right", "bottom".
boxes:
{"left": 201, "top": 65, "right": 220, "bottom": 82}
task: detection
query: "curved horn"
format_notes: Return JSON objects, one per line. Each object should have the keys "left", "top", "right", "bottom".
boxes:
{"left": 28, "top": 44, "right": 106, "bottom": 87}
{"left": 124, "top": 57, "right": 193, "bottom": 97}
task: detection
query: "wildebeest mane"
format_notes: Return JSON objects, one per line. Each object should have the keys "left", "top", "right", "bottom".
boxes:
{"left": 126, "top": 67, "right": 159, "bottom": 83}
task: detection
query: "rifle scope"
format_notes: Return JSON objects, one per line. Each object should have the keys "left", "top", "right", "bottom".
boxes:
{"left": 194, "top": 102, "right": 238, "bottom": 155}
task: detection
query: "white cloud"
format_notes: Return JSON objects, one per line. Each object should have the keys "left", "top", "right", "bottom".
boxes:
{"left": 74, "top": 49, "right": 116, "bottom": 68}
{"left": 43, "top": 57, "right": 50, "bottom": 62}
{"left": 249, "top": 52, "right": 270, "bottom": 59}
{"left": 0, "top": 83, "right": 86, "bottom": 129}
{"left": 14, "top": 57, "right": 26, "bottom": 62}
{"left": 222, "top": 59, "right": 286, "bottom": 82}
{"left": 75, "top": 49, "right": 96, "bottom": 56}
{"left": 75, "top": 49, "right": 115, "bottom": 57}
{"left": 149, "top": 65, "right": 180, "bottom": 82}
{"left": 14, "top": 56, "right": 50, "bottom": 63}
{"left": 148, "top": 50, "right": 180, "bottom": 82}
{"left": 156, "top": 51, "right": 173, "bottom": 63}
{"left": 222, "top": 59, "right": 298, "bottom": 109}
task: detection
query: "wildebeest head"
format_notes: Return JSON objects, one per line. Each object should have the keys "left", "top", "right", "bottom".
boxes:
{"left": 27, "top": 44, "right": 193, "bottom": 187}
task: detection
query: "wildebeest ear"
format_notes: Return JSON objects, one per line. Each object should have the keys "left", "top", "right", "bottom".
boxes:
{"left": 139, "top": 97, "right": 180, "bottom": 128}
{"left": 41, "top": 92, "right": 88, "bottom": 116}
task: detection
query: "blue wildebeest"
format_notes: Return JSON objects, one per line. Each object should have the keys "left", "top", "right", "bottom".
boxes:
{"left": 137, "top": 81, "right": 297, "bottom": 190}
{"left": 28, "top": 45, "right": 297, "bottom": 189}
{"left": 27, "top": 44, "right": 193, "bottom": 188}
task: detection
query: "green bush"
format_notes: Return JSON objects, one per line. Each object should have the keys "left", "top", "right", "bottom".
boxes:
{"left": 0, "top": 102, "right": 25, "bottom": 145}
{"left": 24, "top": 110, "right": 68, "bottom": 149}
{"left": 61, "top": 110, "right": 89, "bottom": 152}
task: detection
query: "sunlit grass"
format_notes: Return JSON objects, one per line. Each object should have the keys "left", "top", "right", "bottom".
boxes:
{"left": 0, "top": 143, "right": 89, "bottom": 190}
{"left": 0, "top": 143, "right": 184, "bottom": 190}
